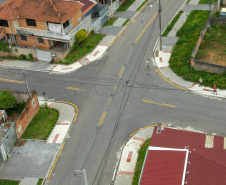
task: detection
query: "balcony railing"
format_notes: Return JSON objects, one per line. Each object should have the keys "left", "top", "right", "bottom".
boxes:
{"left": 64, "top": 24, "right": 73, "bottom": 34}
{"left": 15, "top": 26, "right": 71, "bottom": 41}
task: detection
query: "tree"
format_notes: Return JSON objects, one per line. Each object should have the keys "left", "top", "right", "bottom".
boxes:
{"left": 0, "top": 90, "right": 17, "bottom": 110}
{"left": 0, "top": 42, "right": 11, "bottom": 53}
{"left": 75, "top": 30, "right": 87, "bottom": 43}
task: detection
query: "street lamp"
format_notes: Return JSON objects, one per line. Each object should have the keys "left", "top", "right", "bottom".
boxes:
{"left": 74, "top": 169, "right": 88, "bottom": 185}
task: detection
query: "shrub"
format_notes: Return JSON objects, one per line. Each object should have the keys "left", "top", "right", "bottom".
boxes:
{"left": 28, "top": 53, "right": 33, "bottom": 60}
{"left": 0, "top": 42, "right": 11, "bottom": 53}
{"left": 75, "top": 30, "right": 87, "bottom": 43}
{"left": 63, "top": 59, "right": 70, "bottom": 64}
{"left": 0, "top": 90, "right": 17, "bottom": 109}
{"left": 19, "top": 54, "right": 26, "bottom": 60}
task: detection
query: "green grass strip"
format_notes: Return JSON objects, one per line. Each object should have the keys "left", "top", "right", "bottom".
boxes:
{"left": 122, "top": 19, "right": 130, "bottom": 26}
{"left": 132, "top": 138, "right": 151, "bottom": 185}
{"left": 169, "top": 10, "right": 226, "bottom": 89}
{"left": 36, "top": 178, "right": 43, "bottom": 185}
{"left": 103, "top": 17, "right": 119, "bottom": 26}
{"left": 0, "top": 180, "right": 20, "bottom": 185}
{"left": 21, "top": 107, "right": 59, "bottom": 140}
{"left": 117, "top": 0, "right": 136, "bottom": 12}
{"left": 65, "top": 32, "right": 105, "bottom": 63}
{"left": 198, "top": 0, "right": 217, "bottom": 4}
{"left": 162, "top": 10, "right": 183, "bottom": 36}
{"left": 136, "top": 0, "right": 149, "bottom": 11}
{"left": 186, "top": 0, "right": 191, "bottom": 4}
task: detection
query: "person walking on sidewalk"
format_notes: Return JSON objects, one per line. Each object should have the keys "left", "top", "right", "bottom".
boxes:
{"left": 146, "top": 59, "right": 150, "bottom": 70}
{"left": 213, "top": 84, "right": 217, "bottom": 95}
{"left": 198, "top": 77, "right": 203, "bottom": 87}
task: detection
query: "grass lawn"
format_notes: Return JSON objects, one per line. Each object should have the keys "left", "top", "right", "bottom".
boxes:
{"left": 132, "top": 138, "right": 151, "bottom": 185}
{"left": 103, "top": 18, "right": 118, "bottom": 26}
{"left": 0, "top": 180, "right": 20, "bottom": 185}
{"left": 162, "top": 10, "right": 183, "bottom": 36}
{"left": 65, "top": 32, "right": 105, "bottom": 63}
{"left": 36, "top": 178, "right": 43, "bottom": 185}
{"left": 21, "top": 107, "right": 59, "bottom": 140}
{"left": 169, "top": 10, "right": 226, "bottom": 89}
{"left": 117, "top": 0, "right": 135, "bottom": 11}
{"left": 196, "top": 24, "right": 226, "bottom": 66}
{"left": 198, "top": 0, "right": 217, "bottom": 4}
{"left": 122, "top": 19, "right": 130, "bottom": 26}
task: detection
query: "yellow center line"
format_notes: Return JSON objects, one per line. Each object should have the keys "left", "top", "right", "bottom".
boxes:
{"left": 0, "top": 78, "right": 24, "bottom": 84}
{"left": 67, "top": 87, "right": 85, "bottom": 91}
{"left": 142, "top": 99, "right": 176, "bottom": 108}
{"left": 156, "top": 69, "right": 186, "bottom": 90}
{"left": 113, "top": 86, "right": 117, "bottom": 92}
{"left": 98, "top": 111, "right": 107, "bottom": 126}
{"left": 48, "top": 141, "right": 65, "bottom": 178}
{"left": 119, "top": 65, "right": 125, "bottom": 78}
{"left": 135, "top": 0, "right": 169, "bottom": 43}
{"left": 56, "top": 101, "right": 78, "bottom": 122}
{"left": 108, "top": 98, "right": 112, "bottom": 105}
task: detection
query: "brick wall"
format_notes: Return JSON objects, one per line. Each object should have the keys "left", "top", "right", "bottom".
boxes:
{"left": 15, "top": 91, "right": 40, "bottom": 138}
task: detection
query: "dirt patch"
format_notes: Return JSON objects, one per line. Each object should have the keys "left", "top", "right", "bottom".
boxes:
{"left": 14, "top": 139, "right": 27, "bottom": 147}
{"left": 202, "top": 49, "right": 226, "bottom": 66}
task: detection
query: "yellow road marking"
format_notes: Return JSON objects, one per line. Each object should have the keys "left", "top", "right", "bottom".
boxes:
{"left": 130, "top": 124, "right": 167, "bottom": 137}
{"left": 142, "top": 99, "right": 176, "bottom": 108}
{"left": 67, "top": 87, "right": 85, "bottom": 91}
{"left": 48, "top": 141, "right": 65, "bottom": 179}
{"left": 113, "top": 86, "right": 117, "bottom": 92}
{"left": 0, "top": 78, "right": 24, "bottom": 84}
{"left": 108, "top": 98, "right": 112, "bottom": 105}
{"left": 156, "top": 69, "right": 186, "bottom": 90}
{"left": 98, "top": 111, "right": 107, "bottom": 126}
{"left": 119, "top": 65, "right": 125, "bottom": 78}
{"left": 56, "top": 101, "right": 78, "bottom": 122}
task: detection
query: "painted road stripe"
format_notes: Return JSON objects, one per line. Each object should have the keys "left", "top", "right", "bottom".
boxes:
{"left": 98, "top": 111, "right": 107, "bottom": 126}
{"left": 48, "top": 142, "right": 65, "bottom": 178}
{"left": 156, "top": 69, "right": 186, "bottom": 90}
{"left": 93, "top": 51, "right": 100, "bottom": 56}
{"left": 50, "top": 65, "right": 57, "bottom": 70}
{"left": 113, "top": 86, "right": 117, "bottom": 92}
{"left": 126, "top": 151, "right": 133, "bottom": 162}
{"left": 119, "top": 65, "right": 125, "bottom": 78}
{"left": 56, "top": 101, "right": 78, "bottom": 122}
{"left": 188, "top": 82, "right": 196, "bottom": 89}
{"left": 108, "top": 98, "right": 112, "bottom": 105}
{"left": 48, "top": 102, "right": 55, "bottom": 108}
{"left": 78, "top": 60, "right": 84, "bottom": 65}
{"left": 61, "top": 67, "right": 72, "bottom": 70}
{"left": 142, "top": 99, "right": 176, "bottom": 108}
{"left": 52, "top": 134, "right": 60, "bottom": 143}
{"left": 132, "top": 137, "right": 145, "bottom": 142}
{"left": 0, "top": 78, "right": 24, "bottom": 84}
{"left": 56, "top": 123, "right": 70, "bottom": 125}
{"left": 67, "top": 87, "right": 85, "bottom": 91}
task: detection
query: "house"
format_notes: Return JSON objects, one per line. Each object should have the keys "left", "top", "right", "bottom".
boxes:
{"left": 139, "top": 127, "right": 226, "bottom": 185}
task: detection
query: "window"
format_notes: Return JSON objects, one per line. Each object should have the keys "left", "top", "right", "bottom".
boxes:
{"left": 26, "top": 19, "right": 36, "bottom": 26}
{"left": 37, "top": 37, "right": 44, "bottom": 44}
{"left": 0, "top": 20, "right": 9, "bottom": 27}
{"left": 63, "top": 20, "right": 69, "bottom": 29}
{"left": 20, "top": 35, "right": 27, "bottom": 41}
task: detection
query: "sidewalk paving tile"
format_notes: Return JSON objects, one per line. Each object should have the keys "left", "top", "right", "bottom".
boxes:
{"left": 19, "top": 178, "right": 39, "bottom": 185}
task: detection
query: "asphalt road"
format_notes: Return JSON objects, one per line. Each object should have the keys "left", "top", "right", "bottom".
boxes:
{"left": 0, "top": 0, "right": 226, "bottom": 184}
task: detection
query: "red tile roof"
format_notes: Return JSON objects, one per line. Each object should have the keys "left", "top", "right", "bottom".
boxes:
{"left": 77, "top": 0, "right": 96, "bottom": 14}
{"left": 0, "top": 0, "right": 83, "bottom": 23}
{"left": 141, "top": 127, "right": 226, "bottom": 185}
{"left": 140, "top": 149, "right": 187, "bottom": 185}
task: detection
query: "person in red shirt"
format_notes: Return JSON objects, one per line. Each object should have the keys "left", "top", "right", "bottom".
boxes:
{"left": 213, "top": 84, "right": 217, "bottom": 95}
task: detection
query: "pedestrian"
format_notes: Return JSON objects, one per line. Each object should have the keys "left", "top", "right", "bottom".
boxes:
{"left": 213, "top": 84, "right": 217, "bottom": 95}
{"left": 33, "top": 43, "right": 36, "bottom": 51}
{"left": 198, "top": 77, "right": 202, "bottom": 87}
{"left": 146, "top": 59, "right": 150, "bottom": 70}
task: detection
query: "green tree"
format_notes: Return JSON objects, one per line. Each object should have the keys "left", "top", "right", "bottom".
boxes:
{"left": 75, "top": 30, "right": 87, "bottom": 43}
{"left": 0, "top": 42, "right": 11, "bottom": 53}
{"left": 0, "top": 90, "right": 17, "bottom": 110}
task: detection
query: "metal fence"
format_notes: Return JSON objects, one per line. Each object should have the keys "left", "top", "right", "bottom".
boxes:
{"left": 108, "top": 0, "right": 121, "bottom": 17}
{"left": 93, "top": 6, "right": 109, "bottom": 32}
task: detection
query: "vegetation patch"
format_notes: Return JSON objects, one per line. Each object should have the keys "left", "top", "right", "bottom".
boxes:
{"left": 196, "top": 24, "right": 226, "bottom": 66}
{"left": 162, "top": 10, "right": 183, "bottom": 36}
{"left": 132, "top": 138, "right": 151, "bottom": 185}
{"left": 136, "top": 0, "right": 149, "bottom": 11}
{"left": 21, "top": 106, "right": 59, "bottom": 140}
{"left": 169, "top": 10, "right": 226, "bottom": 89}
{"left": 103, "top": 18, "right": 119, "bottom": 26}
{"left": 198, "top": 0, "right": 217, "bottom": 4}
{"left": 117, "top": 0, "right": 135, "bottom": 11}
{"left": 122, "top": 19, "right": 130, "bottom": 26}
{"left": 0, "top": 180, "right": 20, "bottom": 185}
{"left": 36, "top": 178, "right": 43, "bottom": 185}
{"left": 6, "top": 102, "right": 26, "bottom": 117}
{"left": 65, "top": 32, "right": 104, "bottom": 63}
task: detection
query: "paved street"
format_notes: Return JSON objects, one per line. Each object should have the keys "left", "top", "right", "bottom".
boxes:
{"left": 0, "top": 0, "right": 226, "bottom": 185}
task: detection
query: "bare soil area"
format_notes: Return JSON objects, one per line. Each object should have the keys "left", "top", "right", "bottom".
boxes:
{"left": 202, "top": 49, "right": 226, "bottom": 66}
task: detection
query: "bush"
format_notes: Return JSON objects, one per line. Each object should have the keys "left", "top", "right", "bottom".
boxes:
{"left": 0, "top": 90, "right": 17, "bottom": 109}
{"left": 75, "top": 30, "right": 87, "bottom": 43}
{"left": 19, "top": 54, "right": 26, "bottom": 60}
{"left": 63, "top": 59, "right": 70, "bottom": 64}
{"left": 0, "top": 42, "right": 11, "bottom": 53}
{"left": 28, "top": 53, "right": 33, "bottom": 60}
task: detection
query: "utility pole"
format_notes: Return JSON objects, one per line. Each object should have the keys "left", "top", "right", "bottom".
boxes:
{"left": 209, "top": 0, "right": 211, "bottom": 32}
{"left": 74, "top": 169, "right": 88, "bottom": 185}
{"left": 23, "top": 71, "right": 31, "bottom": 98}
{"left": 159, "top": 0, "right": 162, "bottom": 51}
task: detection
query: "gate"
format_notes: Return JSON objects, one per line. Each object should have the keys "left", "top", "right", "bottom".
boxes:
{"left": 36, "top": 50, "right": 52, "bottom": 62}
